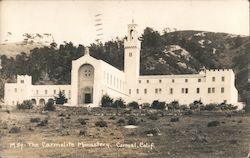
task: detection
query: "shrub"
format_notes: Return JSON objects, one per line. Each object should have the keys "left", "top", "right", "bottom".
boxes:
{"left": 95, "top": 120, "right": 108, "bottom": 127}
{"left": 183, "top": 109, "right": 193, "bottom": 115}
{"left": 109, "top": 116, "right": 116, "bottom": 120}
{"left": 148, "top": 114, "right": 158, "bottom": 120}
{"left": 55, "top": 91, "right": 66, "bottom": 105}
{"left": 16, "top": 100, "right": 33, "bottom": 110}
{"left": 170, "top": 117, "right": 179, "bottom": 122}
{"left": 37, "top": 119, "right": 48, "bottom": 126}
{"left": 78, "top": 118, "right": 87, "bottom": 125}
{"left": 44, "top": 100, "right": 55, "bottom": 111}
{"left": 9, "top": 126, "right": 21, "bottom": 133}
{"left": 30, "top": 117, "right": 41, "bottom": 123}
{"left": 220, "top": 103, "right": 238, "bottom": 110}
{"left": 167, "top": 101, "right": 180, "bottom": 110}
{"left": 117, "top": 118, "right": 126, "bottom": 124}
{"left": 189, "top": 100, "right": 203, "bottom": 110}
{"left": 128, "top": 101, "right": 140, "bottom": 109}
{"left": 127, "top": 116, "right": 138, "bottom": 125}
{"left": 207, "top": 120, "right": 220, "bottom": 127}
{"left": 79, "top": 128, "right": 87, "bottom": 136}
{"left": 144, "top": 129, "right": 159, "bottom": 136}
{"left": 180, "top": 105, "right": 189, "bottom": 111}
{"left": 151, "top": 100, "right": 166, "bottom": 109}
{"left": 112, "top": 98, "right": 126, "bottom": 108}
{"left": 142, "top": 103, "right": 150, "bottom": 109}
{"left": 101, "top": 95, "right": 113, "bottom": 107}
{"left": 203, "top": 103, "right": 218, "bottom": 111}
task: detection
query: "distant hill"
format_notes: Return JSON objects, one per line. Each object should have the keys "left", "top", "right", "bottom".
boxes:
{"left": 0, "top": 33, "right": 55, "bottom": 57}
{"left": 0, "top": 28, "right": 249, "bottom": 103}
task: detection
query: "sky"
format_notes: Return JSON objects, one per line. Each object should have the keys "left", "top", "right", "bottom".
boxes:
{"left": 0, "top": 0, "right": 249, "bottom": 45}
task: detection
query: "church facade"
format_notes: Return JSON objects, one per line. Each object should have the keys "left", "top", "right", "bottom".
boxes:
{"left": 4, "top": 22, "right": 240, "bottom": 108}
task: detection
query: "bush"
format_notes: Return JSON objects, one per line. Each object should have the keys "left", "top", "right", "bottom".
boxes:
{"left": 151, "top": 100, "right": 166, "bottom": 109}
{"left": 167, "top": 101, "right": 180, "bottom": 110}
{"left": 16, "top": 100, "right": 33, "bottom": 110}
{"left": 148, "top": 114, "right": 158, "bottom": 120}
{"left": 112, "top": 98, "right": 126, "bottom": 108}
{"left": 30, "top": 117, "right": 41, "bottom": 123}
{"left": 180, "top": 105, "right": 189, "bottom": 111}
{"left": 101, "top": 95, "right": 113, "bottom": 107}
{"left": 128, "top": 101, "right": 140, "bottom": 109}
{"left": 55, "top": 91, "right": 67, "bottom": 105}
{"left": 95, "top": 120, "right": 108, "bottom": 127}
{"left": 203, "top": 103, "right": 218, "bottom": 111}
{"left": 142, "top": 103, "right": 150, "bottom": 109}
{"left": 109, "top": 116, "right": 116, "bottom": 120}
{"left": 144, "top": 129, "right": 159, "bottom": 136}
{"left": 37, "top": 119, "right": 48, "bottom": 126}
{"left": 78, "top": 118, "right": 86, "bottom": 125}
{"left": 44, "top": 100, "right": 55, "bottom": 111}
{"left": 127, "top": 116, "right": 138, "bottom": 125}
{"left": 9, "top": 126, "right": 21, "bottom": 133}
{"left": 189, "top": 100, "right": 203, "bottom": 110}
{"left": 207, "top": 120, "right": 220, "bottom": 127}
{"left": 79, "top": 128, "right": 87, "bottom": 136}
{"left": 170, "top": 117, "right": 179, "bottom": 122}
{"left": 220, "top": 103, "right": 238, "bottom": 110}
{"left": 117, "top": 118, "right": 126, "bottom": 124}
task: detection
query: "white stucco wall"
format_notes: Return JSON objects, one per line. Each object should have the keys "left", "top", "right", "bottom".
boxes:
{"left": 3, "top": 22, "right": 240, "bottom": 109}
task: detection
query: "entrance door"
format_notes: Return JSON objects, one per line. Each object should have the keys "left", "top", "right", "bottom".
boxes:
{"left": 85, "top": 93, "right": 91, "bottom": 103}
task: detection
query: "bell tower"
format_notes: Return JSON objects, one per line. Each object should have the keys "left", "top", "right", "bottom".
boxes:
{"left": 124, "top": 20, "right": 141, "bottom": 90}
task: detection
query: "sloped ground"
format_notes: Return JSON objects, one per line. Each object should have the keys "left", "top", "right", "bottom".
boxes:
{"left": 0, "top": 106, "right": 250, "bottom": 158}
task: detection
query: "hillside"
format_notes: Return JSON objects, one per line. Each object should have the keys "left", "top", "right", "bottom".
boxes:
{"left": 0, "top": 33, "right": 54, "bottom": 57}
{"left": 0, "top": 28, "right": 249, "bottom": 102}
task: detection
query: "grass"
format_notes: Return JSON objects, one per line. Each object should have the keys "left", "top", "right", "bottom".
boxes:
{"left": 0, "top": 106, "right": 249, "bottom": 158}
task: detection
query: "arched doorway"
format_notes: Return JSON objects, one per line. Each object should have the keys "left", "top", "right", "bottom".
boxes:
{"left": 31, "top": 99, "right": 37, "bottom": 105}
{"left": 78, "top": 64, "right": 94, "bottom": 104}
{"left": 39, "top": 98, "right": 45, "bottom": 106}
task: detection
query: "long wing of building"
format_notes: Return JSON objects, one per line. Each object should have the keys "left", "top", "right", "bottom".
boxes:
{"left": 4, "top": 21, "right": 241, "bottom": 108}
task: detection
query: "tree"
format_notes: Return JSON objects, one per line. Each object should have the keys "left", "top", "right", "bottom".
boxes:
{"left": 101, "top": 94, "right": 113, "bottom": 107}
{"left": 55, "top": 90, "right": 66, "bottom": 105}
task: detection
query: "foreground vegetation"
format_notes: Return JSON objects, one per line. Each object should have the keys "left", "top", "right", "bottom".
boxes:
{"left": 0, "top": 103, "right": 249, "bottom": 158}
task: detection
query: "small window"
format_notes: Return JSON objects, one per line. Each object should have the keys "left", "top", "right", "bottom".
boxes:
{"left": 36, "top": 90, "right": 39, "bottom": 94}
{"left": 129, "top": 52, "right": 132, "bottom": 57}
{"left": 222, "top": 76, "right": 225, "bottom": 82}
{"left": 196, "top": 88, "right": 200, "bottom": 94}
{"left": 139, "top": 80, "right": 141, "bottom": 84}
{"left": 62, "top": 90, "right": 65, "bottom": 94}
{"left": 198, "top": 79, "right": 201, "bottom": 82}
{"left": 170, "top": 88, "right": 173, "bottom": 94}
{"left": 159, "top": 80, "right": 162, "bottom": 83}
{"left": 185, "top": 79, "right": 188, "bottom": 83}
{"left": 155, "top": 88, "right": 158, "bottom": 94}
{"left": 212, "top": 77, "right": 215, "bottom": 82}
{"left": 54, "top": 90, "right": 56, "bottom": 94}
{"left": 181, "top": 88, "right": 185, "bottom": 94}
{"left": 15, "top": 88, "right": 17, "bottom": 93}
{"left": 144, "top": 89, "right": 147, "bottom": 94}
{"left": 136, "top": 89, "right": 139, "bottom": 94}
{"left": 212, "top": 88, "right": 215, "bottom": 93}
{"left": 185, "top": 88, "right": 188, "bottom": 94}
{"left": 208, "top": 88, "right": 211, "bottom": 93}
{"left": 45, "top": 90, "right": 47, "bottom": 94}
{"left": 69, "top": 90, "right": 71, "bottom": 95}
{"left": 221, "top": 87, "right": 224, "bottom": 93}
{"left": 146, "top": 80, "right": 149, "bottom": 83}
{"left": 20, "top": 80, "right": 24, "bottom": 83}
{"left": 172, "top": 79, "right": 175, "bottom": 83}
{"left": 129, "top": 89, "right": 131, "bottom": 94}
